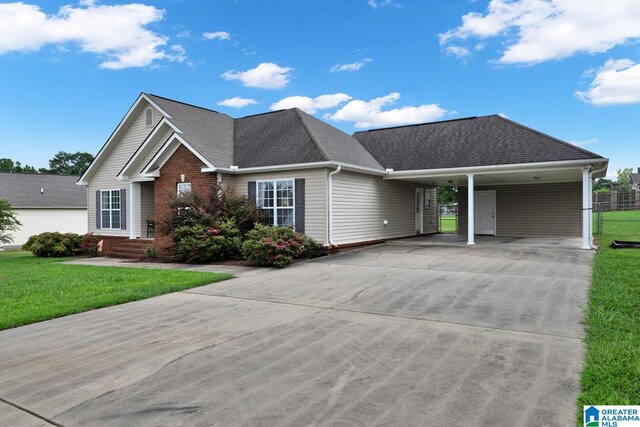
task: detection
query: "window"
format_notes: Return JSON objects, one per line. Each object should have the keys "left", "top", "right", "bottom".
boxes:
{"left": 257, "top": 179, "right": 294, "bottom": 226}
{"left": 177, "top": 182, "right": 192, "bottom": 195}
{"left": 145, "top": 108, "right": 153, "bottom": 127}
{"left": 100, "top": 189, "right": 121, "bottom": 229}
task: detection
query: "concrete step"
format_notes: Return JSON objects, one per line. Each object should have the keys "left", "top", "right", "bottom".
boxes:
{"left": 108, "top": 251, "right": 144, "bottom": 260}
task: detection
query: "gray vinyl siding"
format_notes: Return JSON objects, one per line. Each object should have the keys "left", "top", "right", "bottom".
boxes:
{"left": 87, "top": 102, "right": 162, "bottom": 235}
{"left": 422, "top": 187, "right": 438, "bottom": 234}
{"left": 140, "top": 181, "right": 155, "bottom": 238}
{"left": 458, "top": 182, "right": 582, "bottom": 237}
{"left": 132, "top": 126, "right": 175, "bottom": 176}
{"left": 331, "top": 171, "right": 418, "bottom": 244}
{"left": 229, "top": 169, "right": 328, "bottom": 245}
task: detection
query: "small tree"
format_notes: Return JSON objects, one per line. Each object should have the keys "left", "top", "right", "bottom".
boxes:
{"left": 0, "top": 199, "right": 21, "bottom": 245}
{"left": 617, "top": 168, "right": 633, "bottom": 191}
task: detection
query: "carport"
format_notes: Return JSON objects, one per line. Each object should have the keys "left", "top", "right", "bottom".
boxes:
{"left": 385, "top": 158, "right": 608, "bottom": 249}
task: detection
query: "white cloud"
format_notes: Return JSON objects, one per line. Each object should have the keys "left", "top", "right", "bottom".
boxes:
{"left": 368, "top": 0, "right": 399, "bottom": 9}
{"left": 325, "top": 92, "right": 448, "bottom": 128}
{"left": 570, "top": 137, "right": 598, "bottom": 147}
{"left": 270, "top": 93, "right": 352, "bottom": 114}
{"left": 576, "top": 59, "right": 640, "bottom": 105}
{"left": 330, "top": 58, "right": 372, "bottom": 73}
{"left": 444, "top": 46, "right": 471, "bottom": 58}
{"left": 217, "top": 97, "right": 258, "bottom": 108}
{"left": 0, "top": 2, "right": 182, "bottom": 69}
{"left": 440, "top": 0, "right": 640, "bottom": 64}
{"left": 221, "top": 62, "right": 293, "bottom": 89}
{"left": 203, "top": 31, "right": 230, "bottom": 41}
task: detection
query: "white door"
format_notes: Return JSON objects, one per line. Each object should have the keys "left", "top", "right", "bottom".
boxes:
{"left": 415, "top": 188, "right": 423, "bottom": 234}
{"left": 474, "top": 191, "right": 496, "bottom": 235}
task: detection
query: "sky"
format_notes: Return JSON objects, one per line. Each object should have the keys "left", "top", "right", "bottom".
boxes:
{"left": 1, "top": 0, "right": 639, "bottom": 178}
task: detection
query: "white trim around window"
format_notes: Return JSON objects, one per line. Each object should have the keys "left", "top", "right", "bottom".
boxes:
{"left": 256, "top": 179, "right": 295, "bottom": 227}
{"left": 177, "top": 182, "right": 192, "bottom": 195}
{"left": 100, "top": 189, "right": 122, "bottom": 230}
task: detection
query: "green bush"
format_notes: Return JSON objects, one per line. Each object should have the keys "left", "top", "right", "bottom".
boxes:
{"left": 174, "top": 218, "right": 242, "bottom": 263}
{"left": 144, "top": 246, "right": 158, "bottom": 259}
{"left": 241, "top": 224, "right": 320, "bottom": 268}
{"left": 22, "top": 232, "right": 83, "bottom": 257}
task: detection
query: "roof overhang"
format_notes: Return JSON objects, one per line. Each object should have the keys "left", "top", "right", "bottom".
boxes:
{"left": 77, "top": 93, "right": 173, "bottom": 186}
{"left": 140, "top": 133, "right": 216, "bottom": 177}
{"left": 201, "top": 161, "right": 387, "bottom": 176}
{"left": 384, "top": 158, "right": 609, "bottom": 187}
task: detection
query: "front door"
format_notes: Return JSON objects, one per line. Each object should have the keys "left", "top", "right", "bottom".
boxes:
{"left": 474, "top": 190, "right": 496, "bottom": 235}
{"left": 415, "top": 188, "right": 423, "bottom": 234}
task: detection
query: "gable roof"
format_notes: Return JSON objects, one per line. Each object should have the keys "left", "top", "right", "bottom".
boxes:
{"left": 631, "top": 172, "right": 640, "bottom": 185}
{"left": 234, "top": 108, "right": 383, "bottom": 170}
{"left": 353, "top": 115, "right": 605, "bottom": 171}
{"left": 0, "top": 173, "right": 86, "bottom": 208}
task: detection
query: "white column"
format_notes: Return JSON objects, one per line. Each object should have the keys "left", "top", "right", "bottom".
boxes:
{"left": 129, "top": 181, "right": 136, "bottom": 239}
{"left": 467, "top": 174, "right": 475, "bottom": 245}
{"left": 588, "top": 173, "right": 594, "bottom": 246}
{"left": 582, "top": 167, "right": 591, "bottom": 249}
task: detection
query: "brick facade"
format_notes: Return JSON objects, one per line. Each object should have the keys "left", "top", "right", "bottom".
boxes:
{"left": 153, "top": 144, "right": 217, "bottom": 253}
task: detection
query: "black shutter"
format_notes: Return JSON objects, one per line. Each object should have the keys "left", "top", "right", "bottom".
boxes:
{"left": 95, "top": 190, "right": 101, "bottom": 229}
{"left": 248, "top": 181, "right": 257, "bottom": 204}
{"left": 120, "top": 188, "right": 127, "bottom": 230}
{"left": 294, "top": 178, "right": 305, "bottom": 234}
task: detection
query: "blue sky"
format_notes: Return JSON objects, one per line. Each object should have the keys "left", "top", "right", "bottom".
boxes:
{"left": 1, "top": 0, "right": 639, "bottom": 178}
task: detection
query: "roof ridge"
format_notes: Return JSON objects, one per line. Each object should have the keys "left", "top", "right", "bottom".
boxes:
{"left": 145, "top": 93, "right": 224, "bottom": 115}
{"left": 354, "top": 115, "right": 483, "bottom": 134}
{"left": 494, "top": 115, "right": 604, "bottom": 159}
{"left": 292, "top": 108, "right": 330, "bottom": 161}
{"left": 0, "top": 171, "right": 80, "bottom": 177}
{"left": 239, "top": 109, "right": 287, "bottom": 119}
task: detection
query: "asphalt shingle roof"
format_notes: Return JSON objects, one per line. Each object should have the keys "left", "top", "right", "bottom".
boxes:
{"left": 0, "top": 173, "right": 87, "bottom": 208}
{"left": 631, "top": 173, "right": 640, "bottom": 185}
{"left": 353, "top": 115, "right": 605, "bottom": 171}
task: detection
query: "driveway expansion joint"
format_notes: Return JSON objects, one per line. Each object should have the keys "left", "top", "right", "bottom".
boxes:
{"left": 0, "top": 397, "right": 65, "bottom": 427}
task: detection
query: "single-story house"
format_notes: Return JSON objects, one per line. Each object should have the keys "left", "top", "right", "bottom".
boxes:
{"left": 0, "top": 172, "right": 87, "bottom": 247}
{"left": 77, "top": 93, "right": 608, "bottom": 256}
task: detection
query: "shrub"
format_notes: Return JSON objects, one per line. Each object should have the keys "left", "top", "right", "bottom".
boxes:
{"left": 161, "top": 184, "right": 265, "bottom": 238}
{"left": 174, "top": 218, "right": 242, "bottom": 263}
{"left": 0, "top": 198, "right": 21, "bottom": 245}
{"left": 241, "top": 224, "right": 320, "bottom": 268}
{"left": 22, "top": 232, "right": 83, "bottom": 257}
{"left": 144, "top": 246, "right": 158, "bottom": 259}
{"left": 79, "top": 233, "right": 100, "bottom": 257}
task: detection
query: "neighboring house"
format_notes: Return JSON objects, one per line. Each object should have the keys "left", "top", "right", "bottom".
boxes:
{"left": 0, "top": 173, "right": 87, "bottom": 246}
{"left": 632, "top": 168, "right": 640, "bottom": 191}
{"left": 77, "top": 93, "right": 608, "bottom": 255}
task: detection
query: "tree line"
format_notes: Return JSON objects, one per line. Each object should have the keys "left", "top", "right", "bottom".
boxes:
{"left": 0, "top": 151, "right": 94, "bottom": 176}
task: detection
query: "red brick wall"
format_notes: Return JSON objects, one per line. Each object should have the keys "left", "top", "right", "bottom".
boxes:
{"left": 153, "top": 144, "right": 217, "bottom": 253}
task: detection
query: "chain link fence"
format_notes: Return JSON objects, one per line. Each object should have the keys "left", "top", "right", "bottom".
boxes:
{"left": 592, "top": 191, "right": 640, "bottom": 235}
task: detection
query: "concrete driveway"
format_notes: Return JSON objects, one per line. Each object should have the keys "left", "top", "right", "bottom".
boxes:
{"left": 0, "top": 238, "right": 592, "bottom": 426}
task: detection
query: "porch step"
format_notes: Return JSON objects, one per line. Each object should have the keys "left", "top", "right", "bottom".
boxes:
{"left": 106, "top": 239, "right": 154, "bottom": 260}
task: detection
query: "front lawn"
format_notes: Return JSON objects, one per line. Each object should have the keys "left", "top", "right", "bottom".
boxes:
{"left": 0, "top": 251, "right": 233, "bottom": 330}
{"left": 439, "top": 215, "right": 457, "bottom": 234}
{"left": 578, "top": 210, "right": 640, "bottom": 421}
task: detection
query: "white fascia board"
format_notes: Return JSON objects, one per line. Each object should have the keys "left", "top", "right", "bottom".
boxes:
{"left": 141, "top": 134, "right": 216, "bottom": 176}
{"left": 384, "top": 158, "right": 609, "bottom": 180}
{"left": 201, "top": 161, "right": 386, "bottom": 176}
{"left": 117, "top": 118, "right": 180, "bottom": 180}
{"left": 78, "top": 93, "right": 174, "bottom": 185}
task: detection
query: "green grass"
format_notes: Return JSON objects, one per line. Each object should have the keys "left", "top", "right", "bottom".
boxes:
{"left": 0, "top": 251, "right": 233, "bottom": 330}
{"left": 439, "top": 215, "right": 457, "bottom": 234}
{"left": 578, "top": 210, "right": 640, "bottom": 423}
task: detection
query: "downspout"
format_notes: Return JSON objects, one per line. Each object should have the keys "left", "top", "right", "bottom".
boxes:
{"left": 589, "top": 163, "right": 608, "bottom": 250}
{"left": 327, "top": 165, "right": 342, "bottom": 247}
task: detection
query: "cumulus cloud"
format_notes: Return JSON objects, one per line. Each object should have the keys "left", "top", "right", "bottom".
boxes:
{"left": 576, "top": 59, "right": 640, "bottom": 105}
{"left": 270, "top": 93, "right": 352, "bottom": 114}
{"left": 368, "top": 0, "right": 399, "bottom": 9}
{"left": 444, "top": 46, "right": 471, "bottom": 58}
{"left": 217, "top": 97, "right": 258, "bottom": 108}
{"left": 221, "top": 62, "right": 292, "bottom": 89}
{"left": 203, "top": 31, "right": 230, "bottom": 41}
{"left": 570, "top": 138, "right": 598, "bottom": 147}
{"left": 440, "top": 0, "right": 640, "bottom": 64}
{"left": 325, "top": 92, "right": 447, "bottom": 128}
{"left": 330, "top": 58, "right": 372, "bottom": 73}
{"left": 0, "top": 2, "right": 183, "bottom": 69}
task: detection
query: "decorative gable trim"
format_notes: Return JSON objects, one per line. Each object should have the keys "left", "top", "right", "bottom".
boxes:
{"left": 140, "top": 133, "right": 216, "bottom": 177}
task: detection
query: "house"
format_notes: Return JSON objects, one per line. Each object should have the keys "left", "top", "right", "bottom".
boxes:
{"left": 77, "top": 93, "right": 608, "bottom": 256}
{"left": 0, "top": 172, "right": 87, "bottom": 246}
{"left": 632, "top": 168, "right": 640, "bottom": 191}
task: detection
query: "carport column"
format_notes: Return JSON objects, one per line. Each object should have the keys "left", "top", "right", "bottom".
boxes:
{"left": 467, "top": 174, "right": 475, "bottom": 245}
{"left": 582, "top": 167, "right": 591, "bottom": 249}
{"left": 129, "top": 181, "right": 136, "bottom": 239}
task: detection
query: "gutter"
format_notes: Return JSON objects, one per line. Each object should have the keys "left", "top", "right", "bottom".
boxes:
{"left": 589, "top": 163, "right": 609, "bottom": 250}
{"left": 327, "top": 165, "right": 342, "bottom": 247}
{"left": 201, "top": 161, "right": 386, "bottom": 176}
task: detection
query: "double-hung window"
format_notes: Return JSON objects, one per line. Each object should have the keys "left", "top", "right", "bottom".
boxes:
{"left": 257, "top": 179, "right": 294, "bottom": 226}
{"left": 100, "top": 189, "right": 121, "bottom": 229}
